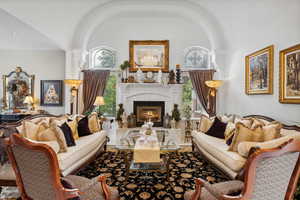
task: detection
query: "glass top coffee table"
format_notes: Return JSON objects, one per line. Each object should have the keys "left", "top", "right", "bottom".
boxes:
{"left": 115, "top": 128, "right": 180, "bottom": 181}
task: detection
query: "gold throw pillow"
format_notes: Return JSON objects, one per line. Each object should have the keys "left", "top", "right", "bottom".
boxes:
{"left": 229, "top": 122, "right": 263, "bottom": 152}
{"left": 67, "top": 120, "right": 79, "bottom": 140}
{"left": 51, "top": 122, "right": 68, "bottom": 153}
{"left": 224, "top": 122, "right": 236, "bottom": 142}
{"left": 262, "top": 122, "right": 282, "bottom": 141}
{"left": 88, "top": 113, "right": 101, "bottom": 133}
{"left": 23, "top": 121, "right": 46, "bottom": 140}
{"left": 251, "top": 118, "right": 265, "bottom": 129}
{"left": 234, "top": 117, "right": 253, "bottom": 129}
{"left": 199, "top": 115, "right": 214, "bottom": 133}
{"left": 37, "top": 127, "right": 58, "bottom": 141}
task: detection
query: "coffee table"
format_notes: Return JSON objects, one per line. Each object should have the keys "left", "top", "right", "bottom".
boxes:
{"left": 115, "top": 128, "right": 180, "bottom": 181}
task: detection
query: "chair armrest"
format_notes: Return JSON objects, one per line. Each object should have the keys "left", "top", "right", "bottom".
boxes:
{"left": 98, "top": 175, "right": 113, "bottom": 200}
{"left": 190, "top": 178, "right": 205, "bottom": 200}
{"left": 62, "top": 188, "right": 80, "bottom": 199}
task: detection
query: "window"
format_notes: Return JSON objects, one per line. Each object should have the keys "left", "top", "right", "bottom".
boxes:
{"left": 98, "top": 74, "right": 117, "bottom": 117}
{"left": 182, "top": 75, "right": 205, "bottom": 116}
{"left": 89, "top": 46, "right": 116, "bottom": 69}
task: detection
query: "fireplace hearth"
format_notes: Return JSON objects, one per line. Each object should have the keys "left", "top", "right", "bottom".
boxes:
{"left": 134, "top": 101, "right": 165, "bottom": 127}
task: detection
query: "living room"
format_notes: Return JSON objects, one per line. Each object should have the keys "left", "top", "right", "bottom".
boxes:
{"left": 0, "top": 0, "right": 300, "bottom": 199}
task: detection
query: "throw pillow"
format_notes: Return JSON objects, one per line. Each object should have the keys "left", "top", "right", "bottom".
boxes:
{"left": 23, "top": 121, "right": 43, "bottom": 140}
{"left": 37, "top": 128, "right": 58, "bottom": 141}
{"left": 77, "top": 116, "right": 92, "bottom": 137}
{"left": 88, "top": 113, "right": 101, "bottom": 133}
{"left": 60, "top": 123, "right": 76, "bottom": 147}
{"left": 234, "top": 117, "right": 253, "bottom": 129}
{"left": 262, "top": 122, "right": 282, "bottom": 141}
{"left": 205, "top": 117, "right": 227, "bottom": 139}
{"left": 199, "top": 115, "right": 215, "bottom": 133}
{"left": 67, "top": 120, "right": 79, "bottom": 140}
{"left": 51, "top": 122, "right": 68, "bottom": 153}
{"left": 251, "top": 118, "right": 265, "bottom": 129}
{"left": 224, "top": 122, "right": 236, "bottom": 145}
{"left": 229, "top": 123, "right": 263, "bottom": 152}
{"left": 220, "top": 115, "right": 234, "bottom": 123}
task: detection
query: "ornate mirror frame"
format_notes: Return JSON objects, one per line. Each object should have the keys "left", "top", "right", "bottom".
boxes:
{"left": 2, "top": 67, "right": 35, "bottom": 110}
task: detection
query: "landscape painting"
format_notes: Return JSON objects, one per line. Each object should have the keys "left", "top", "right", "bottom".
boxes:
{"left": 245, "top": 45, "right": 274, "bottom": 95}
{"left": 280, "top": 44, "right": 300, "bottom": 103}
{"left": 129, "top": 40, "right": 169, "bottom": 72}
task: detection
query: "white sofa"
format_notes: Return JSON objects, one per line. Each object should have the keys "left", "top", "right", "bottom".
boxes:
{"left": 0, "top": 114, "right": 108, "bottom": 186}
{"left": 192, "top": 115, "right": 300, "bottom": 179}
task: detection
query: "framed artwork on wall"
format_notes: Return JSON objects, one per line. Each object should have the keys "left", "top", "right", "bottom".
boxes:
{"left": 129, "top": 40, "right": 169, "bottom": 72}
{"left": 40, "top": 80, "right": 63, "bottom": 106}
{"left": 245, "top": 45, "right": 274, "bottom": 95}
{"left": 279, "top": 43, "right": 300, "bottom": 104}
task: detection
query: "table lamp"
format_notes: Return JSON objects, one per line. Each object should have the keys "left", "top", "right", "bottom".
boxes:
{"left": 23, "top": 96, "right": 34, "bottom": 111}
{"left": 94, "top": 96, "right": 105, "bottom": 117}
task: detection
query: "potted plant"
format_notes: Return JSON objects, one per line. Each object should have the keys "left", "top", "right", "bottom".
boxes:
{"left": 120, "top": 60, "right": 130, "bottom": 82}
{"left": 171, "top": 104, "right": 181, "bottom": 128}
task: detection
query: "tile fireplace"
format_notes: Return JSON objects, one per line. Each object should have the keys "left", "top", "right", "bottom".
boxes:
{"left": 134, "top": 101, "right": 165, "bottom": 127}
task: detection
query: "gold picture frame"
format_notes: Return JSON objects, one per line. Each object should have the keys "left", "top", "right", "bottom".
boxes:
{"left": 3, "top": 67, "right": 35, "bottom": 109}
{"left": 129, "top": 40, "right": 169, "bottom": 72}
{"left": 279, "top": 43, "right": 300, "bottom": 104}
{"left": 245, "top": 45, "right": 274, "bottom": 95}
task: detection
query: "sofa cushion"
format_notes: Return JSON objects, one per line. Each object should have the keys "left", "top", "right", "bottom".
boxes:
{"left": 26, "top": 138, "right": 60, "bottom": 154}
{"left": 205, "top": 117, "right": 227, "bottom": 139}
{"left": 224, "top": 122, "right": 235, "bottom": 145}
{"left": 229, "top": 123, "right": 263, "bottom": 152}
{"left": 262, "top": 122, "right": 282, "bottom": 141}
{"left": 88, "top": 113, "right": 101, "bottom": 133}
{"left": 238, "top": 133, "right": 300, "bottom": 157}
{"left": 67, "top": 119, "right": 79, "bottom": 140}
{"left": 234, "top": 118, "right": 253, "bottom": 129}
{"left": 280, "top": 129, "right": 299, "bottom": 136}
{"left": 57, "top": 131, "right": 107, "bottom": 171}
{"left": 192, "top": 132, "right": 246, "bottom": 172}
{"left": 60, "top": 123, "right": 76, "bottom": 147}
{"left": 199, "top": 115, "right": 215, "bottom": 133}
{"left": 78, "top": 116, "right": 92, "bottom": 137}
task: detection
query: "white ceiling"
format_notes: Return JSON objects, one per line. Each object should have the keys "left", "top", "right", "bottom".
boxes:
{"left": 0, "top": 8, "right": 60, "bottom": 50}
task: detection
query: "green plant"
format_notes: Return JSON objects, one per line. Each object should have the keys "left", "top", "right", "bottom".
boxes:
{"left": 171, "top": 104, "right": 181, "bottom": 122}
{"left": 116, "top": 104, "right": 124, "bottom": 121}
{"left": 182, "top": 104, "right": 192, "bottom": 120}
{"left": 120, "top": 60, "right": 130, "bottom": 70}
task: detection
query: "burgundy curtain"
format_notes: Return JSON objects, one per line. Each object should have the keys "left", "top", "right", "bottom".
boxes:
{"left": 189, "top": 70, "right": 215, "bottom": 117}
{"left": 82, "top": 70, "right": 110, "bottom": 113}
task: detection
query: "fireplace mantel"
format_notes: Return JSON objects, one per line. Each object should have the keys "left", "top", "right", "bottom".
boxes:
{"left": 116, "top": 83, "right": 183, "bottom": 115}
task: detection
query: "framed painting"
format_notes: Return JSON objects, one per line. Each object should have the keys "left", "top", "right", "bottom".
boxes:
{"left": 40, "top": 80, "right": 63, "bottom": 106}
{"left": 245, "top": 45, "right": 274, "bottom": 95}
{"left": 129, "top": 40, "right": 169, "bottom": 72}
{"left": 279, "top": 44, "right": 300, "bottom": 104}
{"left": 3, "top": 67, "right": 35, "bottom": 110}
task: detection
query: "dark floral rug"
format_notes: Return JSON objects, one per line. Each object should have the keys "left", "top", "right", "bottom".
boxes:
{"left": 77, "top": 151, "right": 229, "bottom": 200}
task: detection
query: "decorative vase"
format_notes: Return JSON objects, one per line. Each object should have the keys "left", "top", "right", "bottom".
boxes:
{"left": 176, "top": 64, "right": 181, "bottom": 84}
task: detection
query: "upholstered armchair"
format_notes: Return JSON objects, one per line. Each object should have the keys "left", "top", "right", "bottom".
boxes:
{"left": 185, "top": 139, "right": 300, "bottom": 200}
{"left": 5, "top": 134, "right": 119, "bottom": 200}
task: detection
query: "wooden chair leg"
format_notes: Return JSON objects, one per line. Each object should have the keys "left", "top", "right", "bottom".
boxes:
{"left": 190, "top": 178, "right": 204, "bottom": 200}
{"left": 98, "top": 176, "right": 112, "bottom": 200}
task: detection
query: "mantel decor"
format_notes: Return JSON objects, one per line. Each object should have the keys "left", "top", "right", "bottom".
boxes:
{"left": 245, "top": 45, "right": 274, "bottom": 95}
{"left": 129, "top": 40, "right": 169, "bottom": 72}
{"left": 279, "top": 43, "right": 300, "bottom": 104}
{"left": 2, "top": 67, "right": 35, "bottom": 110}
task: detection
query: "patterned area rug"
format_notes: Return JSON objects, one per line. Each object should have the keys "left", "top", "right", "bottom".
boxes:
{"left": 77, "top": 151, "right": 229, "bottom": 200}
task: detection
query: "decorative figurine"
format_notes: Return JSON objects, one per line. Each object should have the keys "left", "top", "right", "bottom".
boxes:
{"left": 168, "top": 70, "right": 176, "bottom": 84}
{"left": 136, "top": 67, "right": 143, "bottom": 83}
{"left": 163, "top": 113, "right": 171, "bottom": 128}
{"left": 157, "top": 69, "right": 163, "bottom": 84}
{"left": 122, "top": 112, "right": 128, "bottom": 128}
{"left": 171, "top": 104, "right": 181, "bottom": 128}
{"left": 176, "top": 64, "right": 181, "bottom": 84}
{"left": 170, "top": 119, "right": 176, "bottom": 129}
{"left": 116, "top": 104, "right": 124, "bottom": 127}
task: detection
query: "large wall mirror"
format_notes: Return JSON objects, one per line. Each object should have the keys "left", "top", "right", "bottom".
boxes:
{"left": 3, "top": 67, "right": 35, "bottom": 110}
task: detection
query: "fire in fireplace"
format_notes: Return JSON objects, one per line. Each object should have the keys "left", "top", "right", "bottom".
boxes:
{"left": 133, "top": 101, "right": 165, "bottom": 127}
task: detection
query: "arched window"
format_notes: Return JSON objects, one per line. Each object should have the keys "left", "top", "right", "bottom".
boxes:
{"left": 183, "top": 46, "right": 214, "bottom": 69}
{"left": 89, "top": 46, "right": 116, "bottom": 69}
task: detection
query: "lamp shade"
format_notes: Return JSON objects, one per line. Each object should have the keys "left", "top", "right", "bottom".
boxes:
{"left": 205, "top": 80, "right": 224, "bottom": 89}
{"left": 23, "top": 96, "right": 34, "bottom": 104}
{"left": 94, "top": 96, "right": 105, "bottom": 106}
{"left": 64, "top": 79, "right": 83, "bottom": 87}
